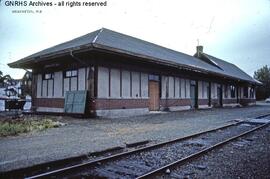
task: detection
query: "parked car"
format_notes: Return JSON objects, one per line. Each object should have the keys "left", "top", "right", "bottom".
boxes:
{"left": 265, "top": 98, "right": 270, "bottom": 103}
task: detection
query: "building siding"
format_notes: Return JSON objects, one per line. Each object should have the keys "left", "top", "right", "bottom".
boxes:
{"left": 32, "top": 64, "right": 256, "bottom": 117}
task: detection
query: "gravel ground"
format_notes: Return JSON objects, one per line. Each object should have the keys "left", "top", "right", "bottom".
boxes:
{"left": 0, "top": 103, "right": 270, "bottom": 172}
{"left": 164, "top": 125, "right": 270, "bottom": 179}
{"left": 80, "top": 123, "right": 257, "bottom": 178}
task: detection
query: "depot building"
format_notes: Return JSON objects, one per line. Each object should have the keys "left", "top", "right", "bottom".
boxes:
{"left": 9, "top": 28, "right": 259, "bottom": 117}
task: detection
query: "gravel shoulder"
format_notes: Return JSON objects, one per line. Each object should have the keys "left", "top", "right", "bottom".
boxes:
{"left": 167, "top": 124, "right": 270, "bottom": 179}
{"left": 1, "top": 104, "right": 270, "bottom": 172}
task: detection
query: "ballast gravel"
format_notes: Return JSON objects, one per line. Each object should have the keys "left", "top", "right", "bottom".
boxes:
{"left": 0, "top": 104, "right": 270, "bottom": 172}
{"left": 162, "top": 125, "right": 270, "bottom": 179}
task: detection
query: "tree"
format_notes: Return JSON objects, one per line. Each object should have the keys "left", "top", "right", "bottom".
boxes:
{"left": 0, "top": 71, "right": 13, "bottom": 87}
{"left": 254, "top": 65, "right": 270, "bottom": 100}
{"left": 0, "top": 70, "right": 5, "bottom": 86}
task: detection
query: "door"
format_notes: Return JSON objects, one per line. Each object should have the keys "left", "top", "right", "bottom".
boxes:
{"left": 149, "top": 81, "right": 160, "bottom": 111}
{"left": 190, "top": 84, "right": 196, "bottom": 108}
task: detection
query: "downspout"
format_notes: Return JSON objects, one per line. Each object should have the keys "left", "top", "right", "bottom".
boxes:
{"left": 69, "top": 50, "right": 91, "bottom": 116}
{"left": 70, "top": 50, "right": 88, "bottom": 66}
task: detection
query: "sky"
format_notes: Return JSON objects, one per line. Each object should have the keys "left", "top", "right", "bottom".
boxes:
{"left": 0, "top": 0, "right": 270, "bottom": 79}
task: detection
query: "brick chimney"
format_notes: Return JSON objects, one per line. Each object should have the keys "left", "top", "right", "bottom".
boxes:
{"left": 196, "top": 45, "right": 203, "bottom": 57}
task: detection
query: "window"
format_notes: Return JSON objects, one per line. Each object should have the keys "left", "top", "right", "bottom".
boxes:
{"left": 43, "top": 73, "right": 54, "bottom": 80}
{"left": 230, "top": 85, "right": 236, "bottom": 98}
{"left": 149, "top": 74, "right": 160, "bottom": 81}
{"left": 42, "top": 73, "right": 54, "bottom": 97}
{"left": 65, "top": 70, "right": 77, "bottom": 78}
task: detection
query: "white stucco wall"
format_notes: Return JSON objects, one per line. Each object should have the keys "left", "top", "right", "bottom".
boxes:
{"left": 98, "top": 67, "right": 109, "bottom": 98}
{"left": 122, "top": 70, "right": 131, "bottom": 98}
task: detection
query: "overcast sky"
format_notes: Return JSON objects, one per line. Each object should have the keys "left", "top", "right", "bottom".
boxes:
{"left": 0, "top": 0, "right": 270, "bottom": 79}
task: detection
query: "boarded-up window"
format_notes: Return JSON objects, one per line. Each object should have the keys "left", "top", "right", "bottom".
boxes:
{"left": 122, "top": 70, "right": 131, "bottom": 98}
{"left": 110, "top": 68, "right": 120, "bottom": 98}
{"left": 211, "top": 83, "right": 216, "bottom": 98}
{"left": 161, "top": 76, "right": 168, "bottom": 98}
{"left": 230, "top": 85, "right": 236, "bottom": 98}
{"left": 175, "top": 77, "right": 179, "bottom": 98}
{"left": 141, "top": 73, "right": 148, "bottom": 98}
{"left": 198, "top": 81, "right": 202, "bottom": 99}
{"left": 70, "top": 77, "right": 77, "bottom": 91}
{"left": 48, "top": 80, "right": 53, "bottom": 97}
{"left": 63, "top": 78, "right": 70, "bottom": 96}
{"left": 78, "top": 68, "right": 86, "bottom": 91}
{"left": 243, "top": 87, "right": 248, "bottom": 98}
{"left": 132, "top": 72, "right": 140, "bottom": 98}
{"left": 250, "top": 87, "right": 255, "bottom": 98}
{"left": 180, "top": 78, "right": 185, "bottom": 98}
{"left": 97, "top": 67, "right": 109, "bottom": 98}
{"left": 54, "top": 71, "right": 63, "bottom": 97}
{"left": 185, "top": 79, "right": 190, "bottom": 98}
{"left": 224, "top": 85, "right": 228, "bottom": 98}
{"left": 36, "top": 74, "right": 42, "bottom": 98}
{"left": 168, "top": 76, "right": 174, "bottom": 98}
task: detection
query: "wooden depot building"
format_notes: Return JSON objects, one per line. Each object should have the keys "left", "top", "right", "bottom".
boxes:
{"left": 8, "top": 28, "right": 259, "bottom": 117}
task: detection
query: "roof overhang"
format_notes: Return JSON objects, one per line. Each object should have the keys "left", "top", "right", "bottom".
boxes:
{"left": 8, "top": 41, "right": 260, "bottom": 86}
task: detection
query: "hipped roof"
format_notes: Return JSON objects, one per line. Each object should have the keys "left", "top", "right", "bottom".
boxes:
{"left": 8, "top": 28, "right": 259, "bottom": 84}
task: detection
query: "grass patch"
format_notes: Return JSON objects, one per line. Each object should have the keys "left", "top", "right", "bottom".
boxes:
{"left": 0, "top": 118, "right": 63, "bottom": 137}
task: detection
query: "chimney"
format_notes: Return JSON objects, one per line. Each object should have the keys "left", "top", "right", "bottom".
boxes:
{"left": 196, "top": 45, "right": 203, "bottom": 57}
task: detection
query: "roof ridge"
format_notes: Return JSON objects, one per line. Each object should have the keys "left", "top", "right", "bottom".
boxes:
{"left": 203, "top": 53, "right": 236, "bottom": 66}
{"left": 92, "top": 28, "right": 104, "bottom": 43}
{"left": 99, "top": 28, "right": 197, "bottom": 59}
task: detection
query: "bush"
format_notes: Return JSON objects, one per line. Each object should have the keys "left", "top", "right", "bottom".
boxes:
{"left": 0, "top": 118, "right": 62, "bottom": 137}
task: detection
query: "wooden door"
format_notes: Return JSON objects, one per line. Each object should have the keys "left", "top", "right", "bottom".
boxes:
{"left": 149, "top": 81, "right": 160, "bottom": 111}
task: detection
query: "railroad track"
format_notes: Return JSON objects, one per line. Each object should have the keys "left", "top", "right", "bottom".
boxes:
{"left": 2, "top": 113, "right": 270, "bottom": 179}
